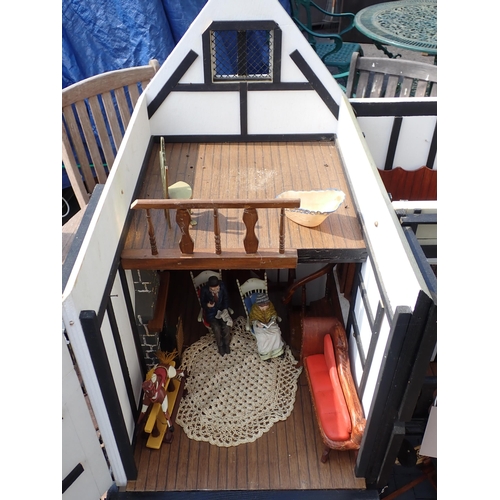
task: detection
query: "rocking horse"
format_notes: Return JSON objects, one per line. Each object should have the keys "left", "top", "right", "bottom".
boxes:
{"left": 136, "top": 351, "right": 187, "bottom": 448}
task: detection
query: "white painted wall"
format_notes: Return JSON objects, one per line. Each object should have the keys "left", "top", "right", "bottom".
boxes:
{"left": 145, "top": 0, "right": 345, "bottom": 138}
{"left": 352, "top": 106, "right": 437, "bottom": 171}
{"left": 349, "top": 257, "right": 392, "bottom": 412}
{"left": 336, "top": 94, "right": 428, "bottom": 417}
{"left": 111, "top": 274, "right": 144, "bottom": 407}
{"left": 248, "top": 91, "right": 337, "bottom": 134}
{"left": 63, "top": 94, "right": 153, "bottom": 487}
{"left": 150, "top": 92, "right": 241, "bottom": 135}
{"left": 62, "top": 95, "right": 152, "bottom": 311}
{"left": 337, "top": 95, "right": 425, "bottom": 316}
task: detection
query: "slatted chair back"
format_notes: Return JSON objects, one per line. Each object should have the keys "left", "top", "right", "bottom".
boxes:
{"left": 62, "top": 59, "right": 160, "bottom": 209}
{"left": 345, "top": 52, "right": 437, "bottom": 98}
{"left": 190, "top": 270, "right": 223, "bottom": 329}
{"left": 236, "top": 274, "right": 269, "bottom": 332}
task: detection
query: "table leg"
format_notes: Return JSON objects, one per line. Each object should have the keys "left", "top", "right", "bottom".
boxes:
{"left": 375, "top": 42, "right": 402, "bottom": 59}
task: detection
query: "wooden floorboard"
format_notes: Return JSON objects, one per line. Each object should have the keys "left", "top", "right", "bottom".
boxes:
{"left": 127, "top": 371, "right": 367, "bottom": 492}
{"left": 122, "top": 141, "right": 366, "bottom": 270}
{"left": 126, "top": 269, "right": 367, "bottom": 493}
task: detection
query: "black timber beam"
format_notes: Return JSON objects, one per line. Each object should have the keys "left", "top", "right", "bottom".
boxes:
{"left": 62, "top": 463, "right": 84, "bottom": 494}
{"left": 403, "top": 227, "right": 437, "bottom": 303}
{"left": 80, "top": 310, "right": 137, "bottom": 479}
{"left": 290, "top": 49, "right": 340, "bottom": 120}
{"left": 148, "top": 50, "right": 198, "bottom": 118}
{"left": 106, "top": 488, "right": 380, "bottom": 499}
{"left": 355, "top": 306, "right": 412, "bottom": 483}
{"left": 349, "top": 100, "right": 437, "bottom": 117}
{"left": 298, "top": 248, "right": 367, "bottom": 263}
{"left": 398, "top": 213, "right": 437, "bottom": 226}
{"left": 356, "top": 292, "right": 436, "bottom": 488}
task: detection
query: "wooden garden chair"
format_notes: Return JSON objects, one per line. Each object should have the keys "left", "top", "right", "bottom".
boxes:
{"left": 345, "top": 52, "right": 437, "bottom": 98}
{"left": 62, "top": 59, "right": 160, "bottom": 211}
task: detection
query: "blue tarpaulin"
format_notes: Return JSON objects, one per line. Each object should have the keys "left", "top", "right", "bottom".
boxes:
{"left": 62, "top": 0, "right": 292, "bottom": 190}
{"left": 62, "top": 0, "right": 292, "bottom": 89}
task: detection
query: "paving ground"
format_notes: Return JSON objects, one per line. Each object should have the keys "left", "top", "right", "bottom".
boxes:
{"left": 359, "top": 43, "right": 435, "bottom": 63}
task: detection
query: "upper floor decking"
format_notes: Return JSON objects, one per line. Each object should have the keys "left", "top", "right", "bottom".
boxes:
{"left": 121, "top": 140, "right": 367, "bottom": 271}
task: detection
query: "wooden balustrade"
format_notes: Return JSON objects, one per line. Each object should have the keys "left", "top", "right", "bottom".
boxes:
{"left": 130, "top": 199, "right": 301, "bottom": 266}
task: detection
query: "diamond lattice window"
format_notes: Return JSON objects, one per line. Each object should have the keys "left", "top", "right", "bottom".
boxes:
{"left": 211, "top": 29, "right": 274, "bottom": 82}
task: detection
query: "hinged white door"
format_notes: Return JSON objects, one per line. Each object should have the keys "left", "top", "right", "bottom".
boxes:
{"left": 62, "top": 334, "right": 113, "bottom": 499}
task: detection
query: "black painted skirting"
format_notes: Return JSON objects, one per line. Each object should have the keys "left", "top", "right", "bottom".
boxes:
{"left": 106, "top": 488, "right": 379, "bottom": 500}
{"left": 298, "top": 248, "right": 368, "bottom": 263}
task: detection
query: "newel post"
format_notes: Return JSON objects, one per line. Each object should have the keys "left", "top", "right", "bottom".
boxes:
{"left": 213, "top": 208, "right": 222, "bottom": 255}
{"left": 145, "top": 209, "right": 158, "bottom": 255}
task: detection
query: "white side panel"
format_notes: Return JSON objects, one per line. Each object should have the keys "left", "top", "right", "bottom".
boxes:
{"left": 63, "top": 297, "right": 127, "bottom": 487}
{"left": 101, "top": 277, "right": 143, "bottom": 438}
{"left": 337, "top": 96, "right": 426, "bottom": 416}
{"left": 349, "top": 274, "right": 392, "bottom": 415}
{"left": 110, "top": 275, "right": 143, "bottom": 409}
{"left": 349, "top": 330, "right": 364, "bottom": 395}
{"left": 100, "top": 312, "right": 136, "bottom": 439}
{"left": 63, "top": 96, "right": 152, "bottom": 486}
{"left": 149, "top": 92, "right": 240, "bottom": 135}
{"left": 62, "top": 335, "right": 112, "bottom": 499}
{"left": 63, "top": 95, "right": 151, "bottom": 308}
{"left": 337, "top": 96, "right": 424, "bottom": 315}
{"left": 420, "top": 405, "right": 437, "bottom": 458}
{"left": 355, "top": 112, "right": 437, "bottom": 171}
{"left": 415, "top": 224, "right": 437, "bottom": 243}
{"left": 248, "top": 91, "right": 337, "bottom": 134}
{"left": 354, "top": 116, "right": 394, "bottom": 170}
{"left": 362, "top": 313, "right": 391, "bottom": 411}
{"left": 350, "top": 286, "right": 367, "bottom": 387}
{"left": 361, "top": 256, "right": 380, "bottom": 324}
{"left": 393, "top": 116, "right": 437, "bottom": 170}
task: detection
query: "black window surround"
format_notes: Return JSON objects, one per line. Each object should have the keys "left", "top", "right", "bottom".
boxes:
{"left": 202, "top": 21, "right": 282, "bottom": 84}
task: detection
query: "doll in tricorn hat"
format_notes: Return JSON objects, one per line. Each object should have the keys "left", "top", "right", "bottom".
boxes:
{"left": 200, "top": 275, "right": 233, "bottom": 356}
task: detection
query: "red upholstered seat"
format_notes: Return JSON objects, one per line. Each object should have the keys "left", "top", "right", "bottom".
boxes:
{"left": 304, "top": 334, "right": 351, "bottom": 442}
{"left": 301, "top": 317, "right": 366, "bottom": 462}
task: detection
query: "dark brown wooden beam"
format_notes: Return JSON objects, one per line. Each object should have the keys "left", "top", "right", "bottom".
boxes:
{"left": 121, "top": 249, "right": 298, "bottom": 270}
{"left": 146, "top": 271, "right": 170, "bottom": 334}
{"left": 131, "top": 199, "right": 301, "bottom": 210}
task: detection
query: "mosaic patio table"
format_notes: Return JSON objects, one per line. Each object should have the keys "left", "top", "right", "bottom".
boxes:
{"left": 354, "top": 0, "right": 437, "bottom": 58}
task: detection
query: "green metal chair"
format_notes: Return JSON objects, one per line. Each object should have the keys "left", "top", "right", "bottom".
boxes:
{"left": 290, "top": 0, "right": 362, "bottom": 79}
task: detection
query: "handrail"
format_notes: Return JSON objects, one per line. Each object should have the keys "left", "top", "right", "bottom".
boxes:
{"left": 131, "top": 198, "right": 301, "bottom": 256}
{"left": 131, "top": 199, "right": 301, "bottom": 209}
{"left": 282, "top": 262, "right": 335, "bottom": 304}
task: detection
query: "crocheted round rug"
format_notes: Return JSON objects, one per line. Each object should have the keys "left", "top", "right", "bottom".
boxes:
{"left": 176, "top": 316, "right": 302, "bottom": 447}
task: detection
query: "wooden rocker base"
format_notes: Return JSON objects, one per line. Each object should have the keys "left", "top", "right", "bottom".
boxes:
{"left": 143, "top": 376, "right": 186, "bottom": 449}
